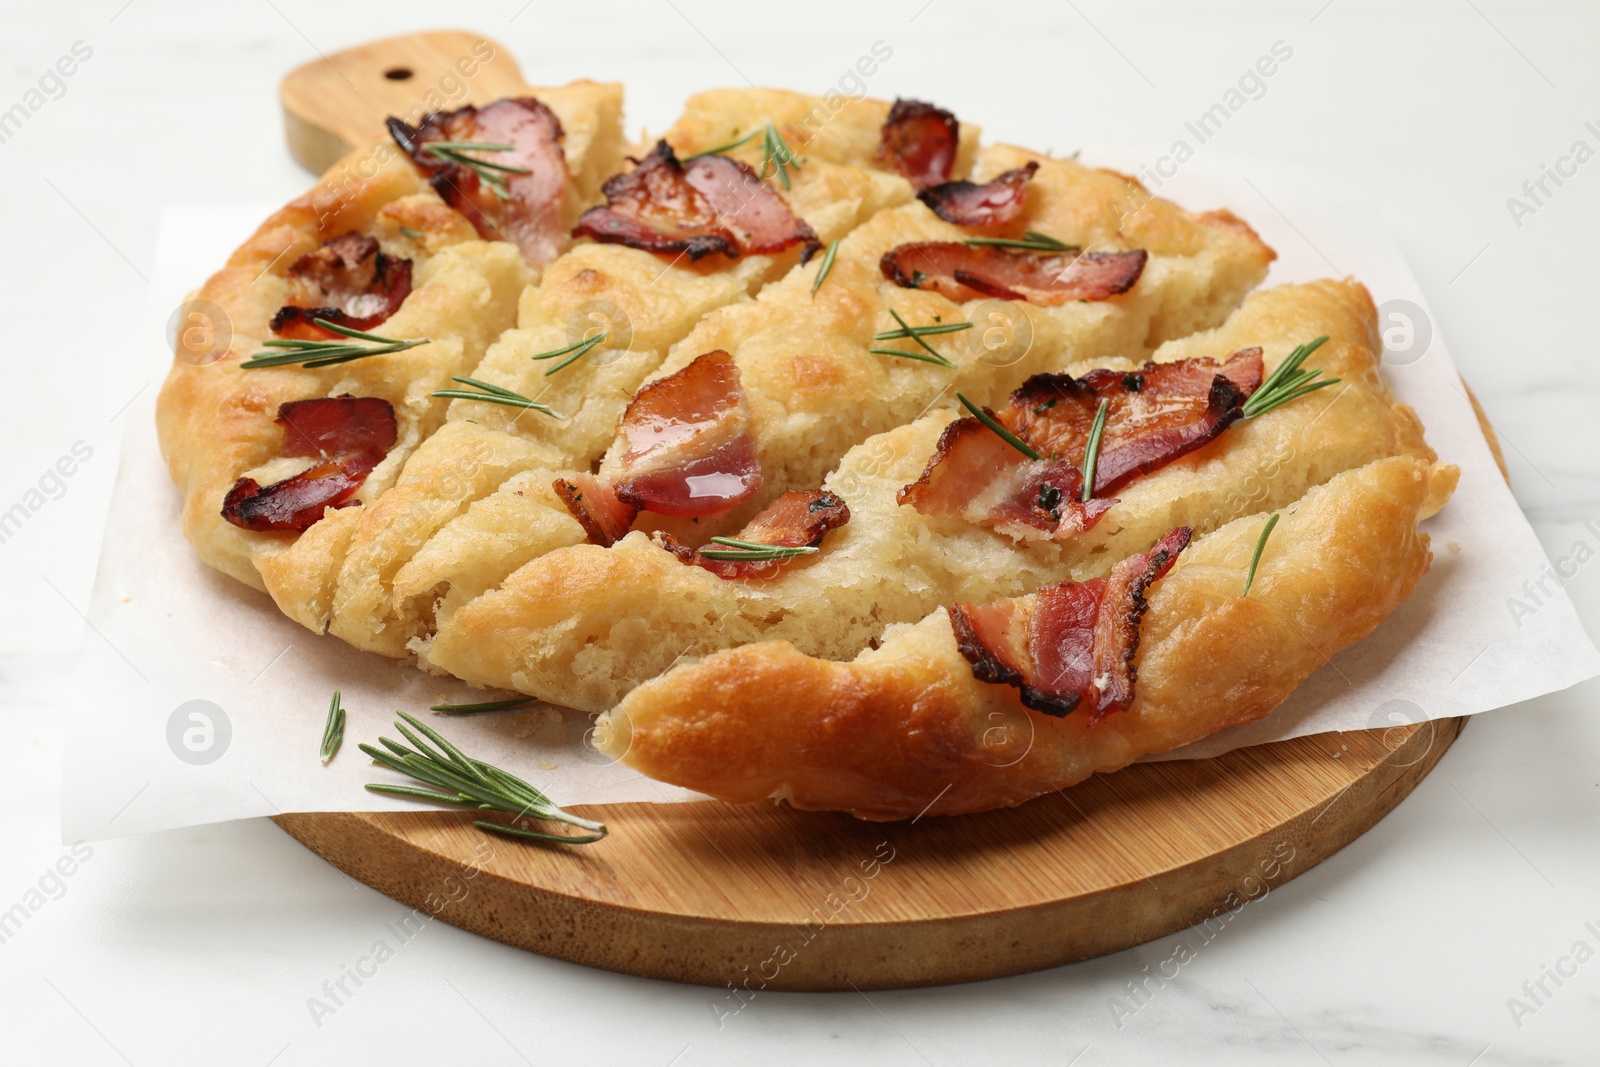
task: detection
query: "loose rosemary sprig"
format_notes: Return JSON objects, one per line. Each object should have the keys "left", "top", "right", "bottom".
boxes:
{"left": 430, "top": 696, "right": 534, "bottom": 715}
{"left": 698, "top": 536, "right": 820, "bottom": 563}
{"left": 1243, "top": 513, "right": 1280, "bottom": 596}
{"left": 1080, "top": 398, "right": 1110, "bottom": 502}
{"left": 963, "top": 230, "right": 1075, "bottom": 253}
{"left": 319, "top": 690, "right": 346, "bottom": 765}
{"left": 869, "top": 309, "right": 963, "bottom": 367}
{"left": 811, "top": 239, "right": 840, "bottom": 294}
{"left": 242, "top": 319, "right": 430, "bottom": 369}
{"left": 431, "top": 376, "right": 560, "bottom": 418}
{"left": 759, "top": 121, "right": 802, "bottom": 190}
{"left": 957, "top": 391, "right": 1041, "bottom": 460}
{"left": 421, "top": 140, "right": 531, "bottom": 201}
{"left": 1242, "top": 336, "right": 1339, "bottom": 418}
{"left": 361, "top": 711, "right": 605, "bottom": 844}
{"left": 699, "top": 129, "right": 760, "bottom": 156}
{"left": 531, "top": 332, "right": 608, "bottom": 376}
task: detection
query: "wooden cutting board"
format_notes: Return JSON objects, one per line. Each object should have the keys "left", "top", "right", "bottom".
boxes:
{"left": 271, "top": 30, "right": 1477, "bottom": 991}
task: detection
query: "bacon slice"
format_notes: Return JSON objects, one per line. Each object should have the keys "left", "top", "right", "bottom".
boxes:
{"left": 270, "top": 233, "right": 413, "bottom": 340}
{"left": 950, "top": 527, "right": 1190, "bottom": 718}
{"left": 553, "top": 474, "right": 638, "bottom": 547}
{"left": 917, "top": 162, "right": 1037, "bottom": 228}
{"left": 388, "top": 97, "right": 569, "bottom": 268}
{"left": 875, "top": 99, "right": 959, "bottom": 189}
{"left": 572, "top": 141, "right": 818, "bottom": 261}
{"left": 555, "top": 351, "right": 764, "bottom": 542}
{"left": 881, "top": 242, "right": 1147, "bottom": 306}
{"left": 221, "top": 396, "right": 397, "bottom": 532}
{"left": 899, "top": 350, "right": 1263, "bottom": 538}
{"left": 654, "top": 489, "right": 851, "bottom": 579}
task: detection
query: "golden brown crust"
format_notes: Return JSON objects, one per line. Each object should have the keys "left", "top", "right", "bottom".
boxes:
{"left": 602, "top": 455, "right": 1450, "bottom": 819}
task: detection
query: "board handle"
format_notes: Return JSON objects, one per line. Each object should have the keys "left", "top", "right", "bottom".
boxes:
{"left": 279, "top": 29, "right": 527, "bottom": 174}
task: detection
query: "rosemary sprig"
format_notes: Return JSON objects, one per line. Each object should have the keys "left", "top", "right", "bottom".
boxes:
{"left": 531, "top": 332, "right": 608, "bottom": 376}
{"left": 811, "top": 239, "right": 840, "bottom": 294}
{"left": 698, "top": 536, "right": 820, "bottom": 563}
{"left": 870, "top": 308, "right": 962, "bottom": 367}
{"left": 963, "top": 230, "right": 1075, "bottom": 252}
{"left": 760, "top": 121, "right": 802, "bottom": 191}
{"left": 957, "top": 392, "right": 1041, "bottom": 460}
{"left": 398, "top": 226, "right": 424, "bottom": 239}
{"left": 1242, "top": 336, "right": 1340, "bottom": 418}
{"left": 361, "top": 711, "right": 605, "bottom": 845}
{"left": 242, "top": 318, "right": 429, "bottom": 369}
{"left": 1243, "top": 513, "right": 1280, "bottom": 596}
{"left": 1080, "top": 398, "right": 1110, "bottom": 501}
{"left": 319, "top": 690, "right": 346, "bottom": 765}
{"left": 421, "top": 140, "right": 530, "bottom": 201}
{"left": 431, "top": 376, "right": 560, "bottom": 418}
{"left": 699, "top": 129, "right": 760, "bottom": 156}
{"left": 430, "top": 696, "right": 534, "bottom": 715}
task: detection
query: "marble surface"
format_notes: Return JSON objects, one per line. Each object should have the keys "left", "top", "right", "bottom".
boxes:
{"left": 3, "top": 1, "right": 1598, "bottom": 1063}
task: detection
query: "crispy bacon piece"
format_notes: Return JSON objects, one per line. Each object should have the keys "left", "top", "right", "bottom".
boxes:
{"left": 950, "top": 527, "right": 1191, "bottom": 718}
{"left": 555, "top": 351, "right": 764, "bottom": 542}
{"left": 655, "top": 489, "right": 851, "bottom": 579}
{"left": 917, "top": 162, "right": 1038, "bottom": 228}
{"left": 270, "top": 233, "right": 413, "bottom": 340}
{"left": 882, "top": 242, "right": 1147, "bottom": 306}
{"left": 553, "top": 474, "right": 638, "bottom": 547}
{"left": 388, "top": 97, "right": 569, "bottom": 267}
{"left": 875, "top": 99, "right": 959, "bottom": 189}
{"left": 572, "top": 141, "right": 818, "bottom": 260}
{"left": 899, "top": 350, "right": 1263, "bottom": 538}
{"left": 221, "top": 396, "right": 397, "bottom": 532}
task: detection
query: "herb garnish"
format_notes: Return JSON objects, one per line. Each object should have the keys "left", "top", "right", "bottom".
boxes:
{"left": 1080, "top": 398, "right": 1110, "bottom": 501}
{"left": 361, "top": 711, "right": 605, "bottom": 844}
{"left": 957, "top": 392, "right": 1041, "bottom": 460}
{"left": 1243, "top": 513, "right": 1280, "bottom": 596}
{"left": 1038, "top": 483, "right": 1062, "bottom": 522}
{"left": 531, "top": 331, "right": 608, "bottom": 376}
{"left": 697, "top": 537, "right": 820, "bottom": 563}
{"left": 699, "top": 129, "right": 760, "bottom": 156}
{"left": 241, "top": 319, "right": 429, "bottom": 369}
{"left": 319, "top": 690, "right": 346, "bottom": 765}
{"left": 869, "top": 309, "right": 967, "bottom": 367}
{"left": 963, "top": 230, "right": 1075, "bottom": 252}
{"left": 759, "top": 121, "right": 802, "bottom": 190}
{"left": 1242, "top": 336, "right": 1339, "bottom": 418}
{"left": 811, "top": 239, "right": 840, "bottom": 294}
{"left": 431, "top": 376, "right": 560, "bottom": 417}
{"left": 430, "top": 696, "right": 535, "bottom": 714}
{"left": 421, "top": 140, "right": 531, "bottom": 201}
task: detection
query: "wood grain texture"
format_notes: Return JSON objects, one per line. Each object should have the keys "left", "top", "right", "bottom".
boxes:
{"left": 275, "top": 717, "right": 1462, "bottom": 990}
{"left": 280, "top": 30, "right": 527, "bottom": 174}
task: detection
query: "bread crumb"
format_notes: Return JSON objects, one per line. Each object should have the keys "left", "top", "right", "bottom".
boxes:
{"left": 539, "top": 761, "right": 558, "bottom": 771}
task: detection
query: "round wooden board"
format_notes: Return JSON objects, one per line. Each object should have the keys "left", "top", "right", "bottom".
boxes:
{"left": 275, "top": 717, "right": 1462, "bottom": 990}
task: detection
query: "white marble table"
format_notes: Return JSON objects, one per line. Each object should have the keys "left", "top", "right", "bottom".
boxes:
{"left": 2, "top": 2, "right": 1597, "bottom": 1063}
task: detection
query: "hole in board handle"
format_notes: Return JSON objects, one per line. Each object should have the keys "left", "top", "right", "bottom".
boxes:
{"left": 384, "top": 67, "right": 414, "bottom": 81}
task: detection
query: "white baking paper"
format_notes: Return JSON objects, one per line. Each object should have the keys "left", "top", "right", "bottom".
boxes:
{"left": 61, "top": 154, "right": 1600, "bottom": 841}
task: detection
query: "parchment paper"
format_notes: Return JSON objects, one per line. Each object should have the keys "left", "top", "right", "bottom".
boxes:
{"left": 61, "top": 154, "right": 1600, "bottom": 841}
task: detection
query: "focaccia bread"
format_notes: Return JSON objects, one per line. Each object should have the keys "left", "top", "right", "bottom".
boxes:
{"left": 156, "top": 84, "right": 1455, "bottom": 820}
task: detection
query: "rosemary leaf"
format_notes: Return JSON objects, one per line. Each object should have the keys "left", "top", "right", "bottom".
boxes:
{"left": 241, "top": 319, "right": 429, "bottom": 370}
{"left": 1080, "top": 397, "right": 1110, "bottom": 502}
{"left": 699, "top": 536, "right": 820, "bottom": 563}
{"left": 811, "top": 239, "right": 840, "bottom": 295}
{"left": 432, "top": 376, "right": 560, "bottom": 417}
{"left": 1243, "top": 513, "right": 1280, "bottom": 596}
{"left": 531, "top": 332, "right": 608, "bottom": 376}
{"left": 963, "top": 230, "right": 1075, "bottom": 252}
{"left": 1242, "top": 336, "right": 1338, "bottom": 418}
{"left": 957, "top": 392, "right": 1041, "bottom": 460}
{"left": 319, "top": 690, "right": 346, "bottom": 765}
{"left": 886, "top": 308, "right": 951, "bottom": 362}
{"left": 430, "top": 696, "right": 535, "bottom": 714}
{"left": 699, "top": 129, "right": 760, "bottom": 156}
{"left": 760, "top": 121, "right": 801, "bottom": 191}
{"left": 872, "top": 320, "right": 973, "bottom": 341}
{"left": 869, "top": 347, "right": 956, "bottom": 367}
